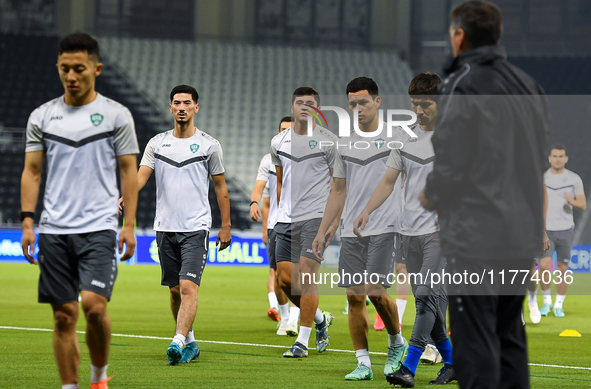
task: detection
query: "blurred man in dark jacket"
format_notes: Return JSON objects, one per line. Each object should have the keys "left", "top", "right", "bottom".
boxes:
{"left": 419, "top": 1, "right": 549, "bottom": 388}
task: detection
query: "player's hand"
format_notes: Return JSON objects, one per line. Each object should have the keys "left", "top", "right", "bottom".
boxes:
{"left": 118, "top": 225, "right": 136, "bottom": 261}
{"left": 564, "top": 193, "right": 572, "bottom": 204}
{"left": 216, "top": 226, "right": 232, "bottom": 251}
{"left": 543, "top": 230, "right": 550, "bottom": 253}
{"left": 263, "top": 228, "right": 268, "bottom": 244}
{"left": 312, "top": 232, "right": 326, "bottom": 261}
{"left": 419, "top": 188, "right": 434, "bottom": 211}
{"left": 21, "top": 225, "right": 38, "bottom": 265}
{"left": 250, "top": 203, "right": 261, "bottom": 222}
{"left": 118, "top": 197, "right": 124, "bottom": 216}
{"left": 353, "top": 211, "right": 369, "bottom": 238}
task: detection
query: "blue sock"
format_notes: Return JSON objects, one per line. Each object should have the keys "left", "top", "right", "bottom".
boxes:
{"left": 402, "top": 345, "right": 423, "bottom": 375}
{"left": 435, "top": 339, "right": 453, "bottom": 365}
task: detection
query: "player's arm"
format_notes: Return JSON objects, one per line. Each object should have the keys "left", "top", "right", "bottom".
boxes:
{"left": 119, "top": 165, "right": 152, "bottom": 215}
{"left": 564, "top": 192, "right": 587, "bottom": 211}
{"left": 20, "top": 151, "right": 44, "bottom": 264}
{"left": 326, "top": 169, "right": 344, "bottom": 239}
{"left": 250, "top": 180, "right": 266, "bottom": 221}
{"left": 212, "top": 173, "right": 232, "bottom": 251}
{"left": 542, "top": 184, "right": 550, "bottom": 252}
{"left": 262, "top": 196, "right": 270, "bottom": 243}
{"left": 276, "top": 165, "right": 283, "bottom": 206}
{"left": 312, "top": 177, "right": 346, "bottom": 259}
{"left": 118, "top": 154, "right": 138, "bottom": 261}
{"left": 353, "top": 167, "right": 401, "bottom": 238}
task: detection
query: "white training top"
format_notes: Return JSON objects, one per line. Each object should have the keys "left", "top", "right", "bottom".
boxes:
{"left": 544, "top": 168, "right": 585, "bottom": 231}
{"left": 140, "top": 128, "right": 224, "bottom": 232}
{"left": 271, "top": 126, "right": 338, "bottom": 223}
{"left": 25, "top": 93, "right": 139, "bottom": 234}
{"left": 395, "top": 126, "right": 438, "bottom": 236}
{"left": 255, "top": 153, "right": 279, "bottom": 230}
{"left": 333, "top": 126, "right": 407, "bottom": 238}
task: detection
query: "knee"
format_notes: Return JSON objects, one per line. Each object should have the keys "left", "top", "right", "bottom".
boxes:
{"left": 368, "top": 294, "right": 387, "bottom": 309}
{"left": 170, "top": 285, "right": 181, "bottom": 302}
{"left": 84, "top": 304, "right": 107, "bottom": 327}
{"left": 278, "top": 268, "right": 292, "bottom": 289}
{"left": 179, "top": 281, "right": 198, "bottom": 298}
{"left": 53, "top": 309, "right": 77, "bottom": 332}
{"left": 347, "top": 294, "right": 366, "bottom": 307}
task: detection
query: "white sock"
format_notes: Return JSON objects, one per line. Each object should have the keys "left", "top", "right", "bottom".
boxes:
{"left": 63, "top": 385, "right": 79, "bottom": 389}
{"left": 528, "top": 289, "right": 538, "bottom": 306}
{"left": 288, "top": 306, "right": 300, "bottom": 325}
{"left": 313, "top": 308, "right": 324, "bottom": 325}
{"left": 542, "top": 289, "right": 552, "bottom": 306}
{"left": 555, "top": 294, "right": 566, "bottom": 309}
{"left": 172, "top": 333, "right": 186, "bottom": 348}
{"left": 295, "top": 326, "right": 312, "bottom": 349}
{"left": 279, "top": 303, "right": 290, "bottom": 322}
{"left": 186, "top": 329, "right": 195, "bottom": 344}
{"left": 268, "top": 292, "right": 279, "bottom": 310}
{"left": 355, "top": 348, "right": 371, "bottom": 367}
{"left": 396, "top": 299, "right": 407, "bottom": 325}
{"left": 388, "top": 332, "right": 404, "bottom": 348}
{"left": 90, "top": 364, "right": 107, "bottom": 384}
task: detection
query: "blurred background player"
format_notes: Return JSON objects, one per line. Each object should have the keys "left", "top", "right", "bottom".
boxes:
{"left": 312, "top": 77, "right": 408, "bottom": 381}
{"left": 250, "top": 116, "right": 299, "bottom": 335}
{"left": 122, "top": 84, "right": 232, "bottom": 365}
{"left": 535, "top": 144, "right": 586, "bottom": 317}
{"left": 272, "top": 87, "right": 338, "bottom": 358}
{"left": 21, "top": 32, "right": 139, "bottom": 389}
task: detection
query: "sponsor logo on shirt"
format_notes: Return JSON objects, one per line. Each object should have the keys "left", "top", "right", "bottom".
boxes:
{"left": 186, "top": 272, "right": 197, "bottom": 278}
{"left": 90, "top": 113, "right": 104, "bottom": 126}
{"left": 162, "top": 144, "right": 171, "bottom": 147}
{"left": 50, "top": 116, "right": 63, "bottom": 121}
{"left": 91, "top": 279, "right": 106, "bottom": 288}
{"left": 190, "top": 144, "right": 199, "bottom": 153}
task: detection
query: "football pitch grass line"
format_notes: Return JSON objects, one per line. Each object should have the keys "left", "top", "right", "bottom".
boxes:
{"left": 2, "top": 325, "right": 591, "bottom": 372}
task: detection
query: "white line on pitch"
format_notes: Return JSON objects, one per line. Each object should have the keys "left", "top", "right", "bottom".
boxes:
{"left": 1, "top": 326, "right": 590, "bottom": 371}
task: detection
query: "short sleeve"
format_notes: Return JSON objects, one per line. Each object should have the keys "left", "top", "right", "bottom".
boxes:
{"left": 574, "top": 175, "right": 585, "bottom": 196}
{"left": 262, "top": 182, "right": 270, "bottom": 198}
{"left": 25, "top": 109, "right": 44, "bottom": 152}
{"left": 256, "top": 155, "right": 270, "bottom": 182}
{"left": 385, "top": 148, "right": 403, "bottom": 171}
{"left": 333, "top": 151, "right": 346, "bottom": 179}
{"left": 139, "top": 137, "right": 156, "bottom": 169}
{"left": 113, "top": 108, "right": 139, "bottom": 156}
{"left": 324, "top": 142, "right": 336, "bottom": 169}
{"left": 208, "top": 143, "right": 225, "bottom": 176}
{"left": 271, "top": 142, "right": 281, "bottom": 167}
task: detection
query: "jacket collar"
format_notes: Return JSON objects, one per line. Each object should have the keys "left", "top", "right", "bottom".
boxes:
{"left": 443, "top": 45, "right": 507, "bottom": 75}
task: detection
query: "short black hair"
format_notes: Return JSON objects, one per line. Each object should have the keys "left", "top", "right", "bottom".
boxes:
{"left": 170, "top": 85, "right": 199, "bottom": 103}
{"left": 292, "top": 86, "right": 320, "bottom": 106}
{"left": 408, "top": 72, "right": 443, "bottom": 96}
{"left": 279, "top": 116, "right": 292, "bottom": 131}
{"left": 550, "top": 144, "right": 567, "bottom": 155}
{"left": 451, "top": 1, "right": 503, "bottom": 49}
{"left": 58, "top": 32, "right": 100, "bottom": 59}
{"left": 346, "top": 77, "right": 379, "bottom": 98}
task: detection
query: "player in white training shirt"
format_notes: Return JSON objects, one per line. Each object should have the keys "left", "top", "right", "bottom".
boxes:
{"left": 271, "top": 87, "right": 339, "bottom": 358}
{"left": 535, "top": 144, "right": 586, "bottom": 318}
{"left": 121, "top": 85, "right": 231, "bottom": 365}
{"left": 250, "top": 117, "right": 298, "bottom": 333}
{"left": 21, "top": 33, "right": 139, "bottom": 389}
{"left": 312, "top": 77, "right": 409, "bottom": 381}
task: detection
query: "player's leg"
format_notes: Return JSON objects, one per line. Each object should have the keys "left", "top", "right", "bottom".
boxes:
{"left": 267, "top": 268, "right": 280, "bottom": 321}
{"left": 266, "top": 229, "right": 280, "bottom": 321}
{"left": 553, "top": 229, "right": 574, "bottom": 317}
{"left": 270, "top": 228, "right": 292, "bottom": 334}
{"left": 38, "top": 233, "right": 82, "bottom": 386}
{"left": 297, "top": 255, "right": 321, "bottom": 349}
{"left": 527, "top": 261, "right": 541, "bottom": 324}
{"left": 169, "top": 285, "right": 181, "bottom": 321}
{"left": 394, "top": 234, "right": 409, "bottom": 329}
{"left": 538, "top": 233, "right": 556, "bottom": 316}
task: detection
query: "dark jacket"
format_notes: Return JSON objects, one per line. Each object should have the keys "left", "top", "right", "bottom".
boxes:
{"left": 425, "top": 45, "right": 550, "bottom": 260}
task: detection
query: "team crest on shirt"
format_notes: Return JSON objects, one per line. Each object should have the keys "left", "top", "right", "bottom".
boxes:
{"left": 374, "top": 138, "right": 385, "bottom": 149}
{"left": 90, "top": 113, "right": 103, "bottom": 126}
{"left": 190, "top": 144, "right": 199, "bottom": 153}
{"left": 309, "top": 140, "right": 317, "bottom": 149}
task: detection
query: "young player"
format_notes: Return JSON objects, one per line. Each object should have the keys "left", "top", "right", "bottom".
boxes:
{"left": 121, "top": 84, "right": 231, "bottom": 365}
{"left": 535, "top": 144, "right": 586, "bottom": 317}
{"left": 312, "top": 77, "right": 408, "bottom": 381}
{"left": 21, "top": 33, "right": 139, "bottom": 389}
{"left": 271, "top": 87, "right": 338, "bottom": 358}
{"left": 354, "top": 73, "right": 455, "bottom": 387}
{"left": 251, "top": 117, "right": 299, "bottom": 335}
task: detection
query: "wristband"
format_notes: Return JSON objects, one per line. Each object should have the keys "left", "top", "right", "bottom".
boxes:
{"left": 20, "top": 211, "right": 35, "bottom": 221}
{"left": 250, "top": 201, "right": 258, "bottom": 206}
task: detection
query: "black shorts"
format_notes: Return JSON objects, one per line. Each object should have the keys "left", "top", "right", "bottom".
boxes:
{"left": 267, "top": 228, "right": 277, "bottom": 270}
{"left": 274, "top": 219, "right": 322, "bottom": 264}
{"left": 156, "top": 230, "right": 209, "bottom": 286}
{"left": 546, "top": 228, "right": 574, "bottom": 265}
{"left": 338, "top": 233, "right": 396, "bottom": 288}
{"left": 394, "top": 232, "right": 405, "bottom": 264}
{"left": 38, "top": 230, "right": 117, "bottom": 305}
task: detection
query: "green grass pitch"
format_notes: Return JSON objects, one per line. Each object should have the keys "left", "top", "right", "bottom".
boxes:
{"left": 1, "top": 263, "right": 590, "bottom": 388}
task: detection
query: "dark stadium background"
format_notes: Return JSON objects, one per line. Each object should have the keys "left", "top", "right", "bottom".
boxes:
{"left": 1, "top": 0, "right": 590, "bottom": 243}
